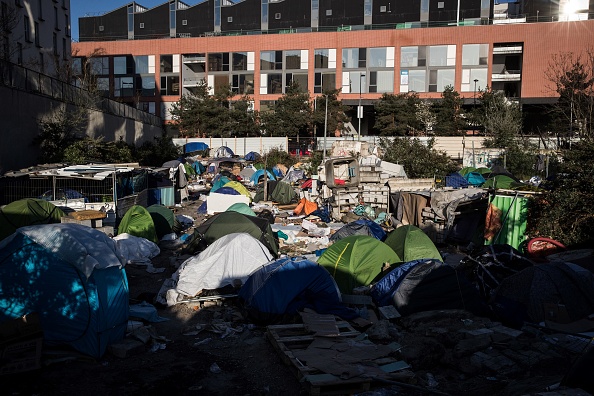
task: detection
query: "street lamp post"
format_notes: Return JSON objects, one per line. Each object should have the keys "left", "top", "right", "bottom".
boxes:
{"left": 473, "top": 79, "right": 478, "bottom": 136}
{"left": 323, "top": 94, "right": 328, "bottom": 160}
{"left": 358, "top": 73, "right": 363, "bottom": 141}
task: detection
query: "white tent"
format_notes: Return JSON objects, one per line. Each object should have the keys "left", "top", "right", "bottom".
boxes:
{"left": 157, "top": 233, "right": 273, "bottom": 306}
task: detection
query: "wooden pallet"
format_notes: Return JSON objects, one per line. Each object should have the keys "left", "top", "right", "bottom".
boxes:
{"left": 266, "top": 321, "right": 371, "bottom": 395}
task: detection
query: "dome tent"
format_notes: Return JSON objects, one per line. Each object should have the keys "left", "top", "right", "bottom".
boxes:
{"left": 117, "top": 205, "right": 159, "bottom": 244}
{"left": 226, "top": 202, "right": 256, "bottom": 217}
{"left": 147, "top": 204, "right": 182, "bottom": 239}
{"left": 317, "top": 235, "right": 400, "bottom": 293}
{"left": 0, "top": 223, "right": 129, "bottom": 358}
{"left": 383, "top": 225, "right": 442, "bottom": 263}
{"left": 330, "top": 218, "right": 386, "bottom": 242}
{"left": 0, "top": 198, "right": 65, "bottom": 242}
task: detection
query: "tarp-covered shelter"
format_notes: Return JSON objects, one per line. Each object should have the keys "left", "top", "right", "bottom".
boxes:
{"left": 253, "top": 180, "right": 297, "bottom": 205}
{"left": 0, "top": 198, "right": 65, "bottom": 242}
{"left": 186, "top": 211, "right": 279, "bottom": 257}
{"left": 238, "top": 257, "right": 358, "bottom": 324}
{"left": 117, "top": 205, "right": 159, "bottom": 244}
{"left": 317, "top": 235, "right": 400, "bottom": 293}
{"left": 159, "top": 233, "right": 274, "bottom": 306}
{"left": 493, "top": 262, "right": 594, "bottom": 325}
{"left": 370, "top": 259, "right": 486, "bottom": 316}
{"left": 244, "top": 151, "right": 261, "bottom": 161}
{"left": 185, "top": 142, "right": 209, "bottom": 154}
{"left": 445, "top": 173, "right": 469, "bottom": 188}
{"left": 213, "top": 146, "right": 234, "bottom": 158}
{"left": 330, "top": 218, "right": 386, "bottom": 242}
{"left": 0, "top": 223, "right": 129, "bottom": 358}
{"left": 384, "top": 225, "right": 442, "bottom": 263}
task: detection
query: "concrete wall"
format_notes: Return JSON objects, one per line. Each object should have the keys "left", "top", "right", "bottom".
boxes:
{"left": 0, "top": 85, "right": 163, "bottom": 173}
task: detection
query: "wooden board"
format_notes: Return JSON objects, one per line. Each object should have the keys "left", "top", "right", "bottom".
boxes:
{"left": 69, "top": 210, "right": 107, "bottom": 220}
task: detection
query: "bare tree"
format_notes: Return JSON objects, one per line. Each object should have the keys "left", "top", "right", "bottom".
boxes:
{"left": 0, "top": 2, "right": 22, "bottom": 61}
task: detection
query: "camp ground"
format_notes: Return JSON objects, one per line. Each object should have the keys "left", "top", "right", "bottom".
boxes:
{"left": 1, "top": 144, "right": 594, "bottom": 396}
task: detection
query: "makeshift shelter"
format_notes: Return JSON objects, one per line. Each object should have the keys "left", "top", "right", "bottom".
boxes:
{"left": 317, "top": 235, "right": 400, "bottom": 293}
{"left": 186, "top": 211, "right": 278, "bottom": 257}
{"left": 253, "top": 181, "right": 297, "bottom": 205}
{"left": 250, "top": 169, "right": 276, "bottom": 185}
{"left": 370, "top": 259, "right": 486, "bottom": 316}
{"left": 493, "top": 262, "right": 594, "bottom": 326}
{"left": 239, "top": 166, "right": 256, "bottom": 180}
{"left": 117, "top": 205, "right": 159, "bottom": 244}
{"left": 293, "top": 197, "right": 318, "bottom": 216}
{"left": 330, "top": 218, "right": 386, "bottom": 242}
{"left": 159, "top": 233, "right": 274, "bottom": 306}
{"left": 238, "top": 257, "right": 358, "bottom": 324}
{"left": 226, "top": 202, "right": 256, "bottom": 217}
{"left": 185, "top": 142, "right": 209, "bottom": 154}
{"left": 0, "top": 223, "right": 129, "bottom": 358}
{"left": 0, "top": 198, "right": 65, "bottom": 242}
{"left": 147, "top": 204, "right": 181, "bottom": 239}
{"left": 213, "top": 146, "right": 234, "bottom": 158}
{"left": 445, "top": 173, "right": 469, "bottom": 188}
{"left": 465, "top": 172, "right": 486, "bottom": 186}
{"left": 482, "top": 175, "right": 520, "bottom": 190}
{"left": 244, "top": 151, "right": 261, "bottom": 161}
{"left": 384, "top": 225, "right": 442, "bottom": 263}
{"left": 211, "top": 175, "right": 232, "bottom": 192}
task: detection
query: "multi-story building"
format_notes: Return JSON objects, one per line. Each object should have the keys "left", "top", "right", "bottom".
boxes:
{"left": 1, "top": 0, "right": 71, "bottom": 79}
{"left": 72, "top": 0, "right": 594, "bottom": 136}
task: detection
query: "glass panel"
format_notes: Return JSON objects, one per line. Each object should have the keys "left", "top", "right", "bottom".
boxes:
{"left": 135, "top": 55, "right": 149, "bottom": 74}
{"left": 429, "top": 45, "right": 448, "bottom": 67}
{"left": 342, "top": 48, "right": 359, "bottom": 69}
{"left": 375, "top": 70, "right": 393, "bottom": 93}
{"left": 408, "top": 70, "right": 426, "bottom": 92}
{"left": 401, "top": 47, "right": 418, "bottom": 68}
{"left": 115, "top": 76, "right": 134, "bottom": 97}
{"left": 462, "top": 44, "right": 480, "bottom": 66}
{"left": 322, "top": 73, "right": 335, "bottom": 92}
{"left": 208, "top": 53, "right": 228, "bottom": 72}
{"left": 437, "top": 69, "right": 455, "bottom": 92}
{"left": 369, "top": 47, "right": 387, "bottom": 68}
{"left": 97, "top": 77, "right": 109, "bottom": 96}
{"left": 114, "top": 57, "right": 127, "bottom": 75}
{"left": 260, "top": 51, "right": 276, "bottom": 70}
{"left": 267, "top": 73, "right": 282, "bottom": 94}
{"left": 285, "top": 50, "right": 301, "bottom": 70}
{"left": 141, "top": 76, "right": 155, "bottom": 96}
{"left": 72, "top": 58, "right": 82, "bottom": 75}
{"left": 470, "top": 69, "right": 487, "bottom": 91}
{"left": 233, "top": 52, "right": 248, "bottom": 71}
{"left": 161, "top": 55, "right": 173, "bottom": 73}
{"left": 349, "top": 71, "right": 365, "bottom": 93}
{"left": 315, "top": 49, "right": 328, "bottom": 68}
{"left": 289, "top": 73, "right": 308, "bottom": 91}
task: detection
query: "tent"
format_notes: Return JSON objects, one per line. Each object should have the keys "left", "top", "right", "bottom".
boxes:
{"left": 493, "top": 262, "right": 594, "bottom": 326}
{"left": 250, "top": 169, "right": 276, "bottom": 185}
{"left": 213, "top": 146, "right": 234, "bottom": 158}
{"left": 238, "top": 257, "right": 358, "bottom": 324}
{"left": 330, "top": 218, "right": 386, "bottom": 242}
{"left": 185, "top": 142, "right": 209, "bottom": 153}
{"left": 253, "top": 180, "right": 297, "bottom": 205}
{"left": 147, "top": 204, "right": 181, "bottom": 239}
{"left": 459, "top": 167, "right": 477, "bottom": 176}
{"left": 0, "top": 223, "right": 128, "bottom": 358}
{"left": 117, "top": 205, "right": 159, "bottom": 244}
{"left": 186, "top": 211, "right": 278, "bottom": 257}
{"left": 384, "top": 225, "right": 442, "bottom": 263}
{"left": 211, "top": 175, "right": 232, "bottom": 192}
{"left": 370, "top": 259, "right": 486, "bottom": 316}
{"left": 445, "top": 173, "right": 469, "bottom": 188}
{"left": 239, "top": 166, "right": 256, "bottom": 180}
{"left": 244, "top": 151, "right": 261, "bottom": 161}
{"left": 482, "top": 175, "right": 519, "bottom": 189}
{"left": 0, "top": 198, "right": 65, "bottom": 242}
{"left": 465, "top": 172, "right": 486, "bottom": 186}
{"left": 159, "top": 233, "right": 274, "bottom": 306}
{"left": 223, "top": 181, "right": 252, "bottom": 200}
{"left": 226, "top": 202, "right": 256, "bottom": 217}
{"left": 317, "top": 235, "right": 400, "bottom": 293}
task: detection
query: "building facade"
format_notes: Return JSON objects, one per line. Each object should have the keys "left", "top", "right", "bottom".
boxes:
{"left": 72, "top": 0, "right": 594, "bottom": 136}
{"left": 1, "top": 0, "right": 71, "bottom": 78}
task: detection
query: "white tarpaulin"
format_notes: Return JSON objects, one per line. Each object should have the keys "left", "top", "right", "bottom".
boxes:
{"left": 113, "top": 233, "right": 161, "bottom": 272}
{"left": 158, "top": 233, "right": 274, "bottom": 306}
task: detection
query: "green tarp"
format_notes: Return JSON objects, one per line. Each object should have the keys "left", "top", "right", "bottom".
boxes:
{"left": 0, "top": 198, "right": 65, "bottom": 242}
{"left": 485, "top": 194, "right": 528, "bottom": 250}
{"left": 384, "top": 225, "right": 443, "bottom": 263}
{"left": 317, "top": 235, "right": 400, "bottom": 293}
{"left": 117, "top": 205, "right": 158, "bottom": 244}
{"left": 254, "top": 181, "right": 297, "bottom": 205}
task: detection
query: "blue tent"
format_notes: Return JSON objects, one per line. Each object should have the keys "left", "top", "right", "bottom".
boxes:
{"left": 370, "top": 259, "right": 486, "bottom": 316}
{"left": 330, "top": 218, "right": 387, "bottom": 242}
{"left": 250, "top": 169, "right": 276, "bottom": 185}
{"left": 0, "top": 223, "right": 129, "bottom": 358}
{"left": 211, "top": 175, "right": 231, "bottom": 192}
{"left": 272, "top": 165, "right": 284, "bottom": 178}
{"left": 238, "top": 257, "right": 358, "bottom": 324}
{"left": 465, "top": 172, "right": 486, "bottom": 186}
{"left": 445, "top": 173, "right": 469, "bottom": 188}
{"left": 185, "top": 142, "right": 209, "bottom": 153}
{"left": 244, "top": 151, "right": 261, "bottom": 161}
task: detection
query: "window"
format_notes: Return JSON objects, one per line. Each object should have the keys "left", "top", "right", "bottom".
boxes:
{"left": 160, "top": 75, "right": 180, "bottom": 95}
{"left": 182, "top": 19, "right": 187, "bottom": 25}
{"left": 139, "top": 22, "right": 144, "bottom": 28}
{"left": 160, "top": 55, "right": 173, "bottom": 73}
{"left": 134, "top": 55, "right": 149, "bottom": 74}
{"left": 115, "top": 76, "right": 134, "bottom": 97}
{"left": 265, "top": 73, "right": 282, "bottom": 94}
{"left": 34, "top": 21, "right": 40, "bottom": 46}
{"left": 342, "top": 48, "right": 366, "bottom": 68}
{"left": 54, "top": 6, "right": 59, "bottom": 30}
{"left": 139, "top": 76, "right": 155, "bottom": 96}
{"left": 208, "top": 53, "right": 229, "bottom": 72}
{"left": 260, "top": 51, "right": 282, "bottom": 70}
{"left": 285, "top": 73, "right": 308, "bottom": 92}
{"left": 99, "top": 25, "right": 104, "bottom": 31}
{"left": 380, "top": 5, "right": 386, "bottom": 12}
{"left": 232, "top": 52, "right": 248, "bottom": 71}
{"left": 315, "top": 49, "right": 329, "bottom": 69}
{"left": 39, "top": 52, "right": 44, "bottom": 72}
{"left": 428, "top": 45, "right": 455, "bottom": 67}
{"left": 326, "top": 9, "right": 332, "bottom": 16}
{"left": 24, "top": 16, "right": 30, "bottom": 42}
{"left": 37, "top": 0, "right": 43, "bottom": 20}
{"left": 227, "top": 16, "right": 233, "bottom": 23}
{"left": 90, "top": 57, "right": 109, "bottom": 75}
{"left": 114, "top": 56, "right": 133, "bottom": 75}
{"left": 231, "top": 73, "right": 254, "bottom": 94}
{"left": 65, "top": 15, "right": 69, "bottom": 36}
{"left": 369, "top": 48, "right": 388, "bottom": 68}
{"left": 285, "top": 50, "right": 301, "bottom": 70}
{"left": 313, "top": 72, "right": 335, "bottom": 93}
{"left": 275, "top": 13, "right": 281, "bottom": 19}
{"left": 62, "top": 38, "right": 67, "bottom": 59}
{"left": 438, "top": 2, "right": 444, "bottom": 8}
{"left": 429, "top": 69, "right": 455, "bottom": 92}
{"left": 462, "top": 44, "right": 488, "bottom": 66}
{"left": 17, "top": 42, "right": 22, "bottom": 64}
{"left": 369, "top": 71, "right": 393, "bottom": 93}
{"left": 96, "top": 77, "right": 110, "bottom": 96}
{"left": 408, "top": 70, "right": 426, "bottom": 92}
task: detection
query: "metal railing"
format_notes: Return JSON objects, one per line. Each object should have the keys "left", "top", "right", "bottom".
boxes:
{"left": 0, "top": 59, "right": 162, "bottom": 127}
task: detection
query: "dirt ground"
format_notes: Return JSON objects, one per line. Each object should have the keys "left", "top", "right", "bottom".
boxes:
{"left": 2, "top": 198, "right": 592, "bottom": 396}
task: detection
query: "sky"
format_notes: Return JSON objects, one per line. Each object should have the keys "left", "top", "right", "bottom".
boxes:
{"left": 71, "top": 0, "right": 177, "bottom": 41}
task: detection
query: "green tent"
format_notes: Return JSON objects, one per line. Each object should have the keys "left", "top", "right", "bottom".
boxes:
{"left": 459, "top": 166, "right": 477, "bottom": 176}
{"left": 117, "top": 205, "right": 159, "bottom": 244}
{"left": 482, "top": 175, "right": 519, "bottom": 190}
{"left": 384, "top": 225, "right": 442, "bottom": 263}
{"left": 147, "top": 204, "right": 182, "bottom": 239}
{"left": 187, "top": 211, "right": 278, "bottom": 257}
{"left": 226, "top": 202, "right": 256, "bottom": 217}
{"left": 317, "top": 235, "right": 400, "bottom": 293}
{"left": 0, "top": 198, "right": 65, "bottom": 242}
{"left": 475, "top": 167, "right": 492, "bottom": 175}
{"left": 253, "top": 181, "right": 297, "bottom": 205}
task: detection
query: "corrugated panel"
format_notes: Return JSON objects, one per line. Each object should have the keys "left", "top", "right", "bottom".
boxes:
{"left": 485, "top": 194, "right": 528, "bottom": 250}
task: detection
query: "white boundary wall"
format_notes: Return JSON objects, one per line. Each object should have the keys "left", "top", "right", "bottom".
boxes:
{"left": 173, "top": 137, "right": 288, "bottom": 156}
